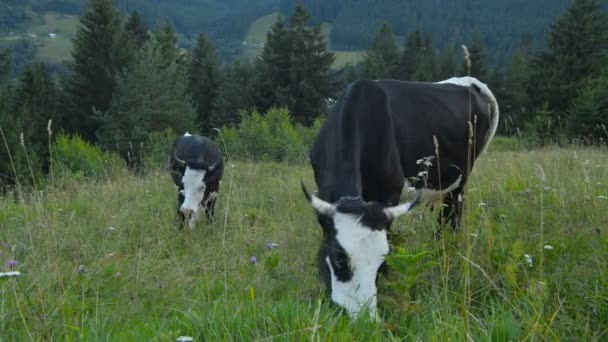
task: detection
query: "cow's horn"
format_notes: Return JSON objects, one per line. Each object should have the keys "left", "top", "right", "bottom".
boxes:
{"left": 174, "top": 155, "right": 186, "bottom": 166}
{"left": 383, "top": 190, "right": 422, "bottom": 220}
{"left": 301, "top": 181, "right": 336, "bottom": 216}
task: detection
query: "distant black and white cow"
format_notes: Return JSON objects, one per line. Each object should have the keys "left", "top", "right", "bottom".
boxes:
{"left": 170, "top": 133, "right": 224, "bottom": 229}
{"left": 301, "top": 76, "right": 499, "bottom": 319}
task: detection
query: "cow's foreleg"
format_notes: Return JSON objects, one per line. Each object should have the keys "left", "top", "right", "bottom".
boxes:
{"left": 202, "top": 181, "right": 220, "bottom": 222}
{"left": 435, "top": 187, "right": 464, "bottom": 239}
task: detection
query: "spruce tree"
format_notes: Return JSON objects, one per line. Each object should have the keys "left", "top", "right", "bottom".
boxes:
{"left": 96, "top": 36, "right": 196, "bottom": 166}
{"left": 502, "top": 49, "right": 530, "bottom": 134}
{"left": 529, "top": 0, "right": 608, "bottom": 116}
{"left": 257, "top": 4, "right": 335, "bottom": 125}
{"left": 567, "top": 69, "right": 608, "bottom": 144}
{"left": 61, "top": 0, "right": 133, "bottom": 142}
{"left": 437, "top": 43, "right": 458, "bottom": 80}
{"left": 188, "top": 34, "right": 220, "bottom": 133}
{"left": 15, "top": 63, "right": 58, "bottom": 171}
{"left": 125, "top": 10, "right": 149, "bottom": 50}
{"left": 461, "top": 32, "right": 489, "bottom": 80}
{"left": 362, "top": 23, "right": 399, "bottom": 79}
{"left": 211, "top": 60, "right": 256, "bottom": 128}
{"left": 397, "top": 28, "right": 423, "bottom": 81}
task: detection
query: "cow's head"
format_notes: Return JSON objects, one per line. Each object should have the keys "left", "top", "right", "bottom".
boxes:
{"left": 173, "top": 154, "right": 219, "bottom": 229}
{"left": 301, "top": 182, "right": 420, "bottom": 320}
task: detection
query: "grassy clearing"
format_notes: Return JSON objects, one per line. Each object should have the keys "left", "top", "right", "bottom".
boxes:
{"left": 1, "top": 148, "right": 607, "bottom": 340}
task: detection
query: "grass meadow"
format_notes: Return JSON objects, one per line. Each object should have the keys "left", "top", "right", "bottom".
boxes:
{"left": 1, "top": 145, "right": 607, "bottom": 340}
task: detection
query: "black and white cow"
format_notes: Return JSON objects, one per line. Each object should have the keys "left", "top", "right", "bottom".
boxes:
{"left": 301, "top": 76, "right": 499, "bottom": 319}
{"left": 170, "top": 132, "right": 224, "bottom": 229}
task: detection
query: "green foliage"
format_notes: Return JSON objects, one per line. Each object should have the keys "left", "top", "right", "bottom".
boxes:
{"left": 461, "top": 32, "right": 489, "bottom": 80}
{"left": 142, "top": 128, "right": 176, "bottom": 171}
{"left": 256, "top": 4, "right": 336, "bottom": 125}
{"left": 96, "top": 35, "right": 196, "bottom": 167}
{"left": 124, "top": 10, "right": 150, "bottom": 49}
{"left": 567, "top": 70, "right": 608, "bottom": 144}
{"left": 529, "top": 0, "right": 608, "bottom": 119}
{"left": 188, "top": 34, "right": 220, "bottom": 133}
{"left": 52, "top": 134, "right": 126, "bottom": 181}
{"left": 362, "top": 23, "right": 399, "bottom": 79}
{"left": 60, "top": 0, "right": 134, "bottom": 142}
{"left": 221, "top": 107, "right": 319, "bottom": 162}
{"left": 501, "top": 48, "right": 531, "bottom": 135}
{"left": 211, "top": 60, "right": 257, "bottom": 129}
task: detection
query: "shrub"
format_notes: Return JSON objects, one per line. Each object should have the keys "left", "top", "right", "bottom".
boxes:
{"left": 143, "top": 128, "right": 176, "bottom": 171}
{"left": 221, "top": 108, "right": 322, "bottom": 163}
{"left": 52, "top": 134, "right": 126, "bottom": 182}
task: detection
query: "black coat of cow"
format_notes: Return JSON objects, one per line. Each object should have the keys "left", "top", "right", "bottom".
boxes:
{"left": 170, "top": 133, "right": 224, "bottom": 226}
{"left": 310, "top": 77, "right": 498, "bottom": 232}
{"left": 303, "top": 77, "right": 499, "bottom": 318}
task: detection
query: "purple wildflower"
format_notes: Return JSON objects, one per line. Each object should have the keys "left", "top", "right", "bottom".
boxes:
{"left": 5, "top": 260, "right": 17, "bottom": 269}
{"left": 250, "top": 256, "right": 257, "bottom": 264}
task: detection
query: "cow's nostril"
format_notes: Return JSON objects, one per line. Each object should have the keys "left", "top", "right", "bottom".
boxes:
{"left": 180, "top": 208, "right": 194, "bottom": 219}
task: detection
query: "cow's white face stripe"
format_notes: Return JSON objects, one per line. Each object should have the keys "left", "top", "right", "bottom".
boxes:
{"left": 181, "top": 167, "right": 207, "bottom": 227}
{"left": 328, "top": 212, "right": 388, "bottom": 320}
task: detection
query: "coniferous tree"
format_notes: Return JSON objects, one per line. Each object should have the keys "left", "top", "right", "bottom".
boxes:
{"left": 211, "top": 59, "right": 256, "bottom": 128}
{"left": 125, "top": 10, "right": 149, "bottom": 49}
{"left": 96, "top": 36, "right": 196, "bottom": 166}
{"left": 257, "top": 4, "right": 335, "bottom": 125}
{"left": 502, "top": 49, "right": 530, "bottom": 134}
{"left": 567, "top": 69, "right": 608, "bottom": 144}
{"left": 529, "top": 0, "right": 608, "bottom": 116}
{"left": 397, "top": 28, "right": 423, "bottom": 80}
{"left": 362, "top": 23, "right": 399, "bottom": 79}
{"left": 437, "top": 43, "right": 458, "bottom": 80}
{"left": 15, "top": 63, "right": 58, "bottom": 171}
{"left": 60, "top": 0, "right": 133, "bottom": 142}
{"left": 461, "top": 32, "right": 489, "bottom": 80}
{"left": 188, "top": 34, "right": 220, "bottom": 133}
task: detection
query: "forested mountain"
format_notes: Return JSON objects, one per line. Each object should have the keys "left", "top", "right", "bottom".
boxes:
{"left": 279, "top": 0, "right": 608, "bottom": 64}
{"left": 2, "top": 0, "right": 607, "bottom": 65}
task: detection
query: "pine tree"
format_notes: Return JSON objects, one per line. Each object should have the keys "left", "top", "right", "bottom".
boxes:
{"left": 567, "top": 69, "right": 608, "bottom": 144}
{"left": 502, "top": 49, "right": 530, "bottom": 134}
{"left": 60, "top": 0, "right": 133, "bottom": 142}
{"left": 437, "top": 43, "right": 458, "bottom": 80}
{"left": 529, "top": 0, "right": 608, "bottom": 116}
{"left": 396, "top": 28, "right": 423, "bottom": 81}
{"left": 125, "top": 10, "right": 149, "bottom": 50}
{"left": 188, "top": 34, "right": 220, "bottom": 133}
{"left": 15, "top": 63, "right": 58, "bottom": 171}
{"left": 362, "top": 23, "right": 399, "bottom": 79}
{"left": 461, "top": 32, "right": 489, "bottom": 80}
{"left": 211, "top": 59, "right": 256, "bottom": 128}
{"left": 257, "top": 4, "right": 335, "bottom": 125}
{"left": 96, "top": 36, "right": 196, "bottom": 166}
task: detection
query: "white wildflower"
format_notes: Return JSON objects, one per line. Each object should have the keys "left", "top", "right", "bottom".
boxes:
{"left": 597, "top": 195, "right": 607, "bottom": 199}
{"left": 478, "top": 202, "right": 486, "bottom": 207}
{"left": 0, "top": 271, "right": 21, "bottom": 278}
{"left": 108, "top": 226, "right": 116, "bottom": 230}
{"left": 543, "top": 245, "right": 554, "bottom": 250}
{"left": 417, "top": 171, "right": 428, "bottom": 177}
{"left": 524, "top": 254, "right": 533, "bottom": 268}
{"left": 470, "top": 233, "right": 478, "bottom": 238}
{"left": 176, "top": 337, "right": 194, "bottom": 342}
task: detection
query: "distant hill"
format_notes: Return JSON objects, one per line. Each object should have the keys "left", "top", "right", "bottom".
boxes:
{"left": 2, "top": 0, "right": 608, "bottom": 68}
{"left": 278, "top": 0, "right": 608, "bottom": 65}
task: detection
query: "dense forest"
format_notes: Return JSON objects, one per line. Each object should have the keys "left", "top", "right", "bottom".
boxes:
{"left": 3, "top": 0, "right": 608, "bottom": 64}
{"left": 1, "top": 0, "right": 607, "bottom": 189}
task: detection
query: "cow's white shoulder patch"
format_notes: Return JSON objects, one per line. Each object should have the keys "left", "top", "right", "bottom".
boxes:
{"left": 327, "top": 212, "right": 389, "bottom": 319}
{"left": 184, "top": 132, "right": 191, "bottom": 137}
{"left": 437, "top": 76, "right": 500, "bottom": 154}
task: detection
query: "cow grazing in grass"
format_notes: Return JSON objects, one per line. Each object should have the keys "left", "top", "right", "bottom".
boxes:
{"left": 302, "top": 76, "right": 499, "bottom": 319}
{"left": 170, "top": 132, "right": 224, "bottom": 229}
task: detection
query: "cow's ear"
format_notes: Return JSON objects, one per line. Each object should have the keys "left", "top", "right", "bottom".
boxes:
{"left": 301, "top": 181, "right": 336, "bottom": 216}
{"left": 383, "top": 191, "right": 422, "bottom": 220}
